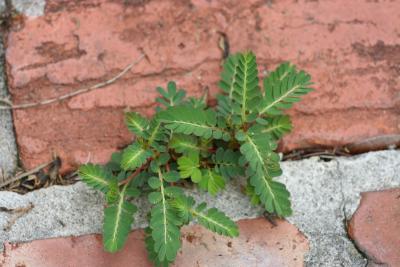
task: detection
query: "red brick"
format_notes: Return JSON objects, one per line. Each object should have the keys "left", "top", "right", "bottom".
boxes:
{"left": 348, "top": 188, "right": 400, "bottom": 266}
{"left": 5, "top": 0, "right": 400, "bottom": 172}
{"left": 0, "top": 218, "right": 308, "bottom": 267}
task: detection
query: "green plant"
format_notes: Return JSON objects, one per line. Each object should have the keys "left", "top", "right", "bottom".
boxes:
{"left": 79, "top": 51, "right": 313, "bottom": 266}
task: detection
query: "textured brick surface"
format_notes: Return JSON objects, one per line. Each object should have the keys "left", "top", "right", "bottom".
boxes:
{"left": 5, "top": 0, "right": 400, "bottom": 172}
{"left": 348, "top": 189, "right": 400, "bottom": 266}
{"left": 0, "top": 218, "right": 308, "bottom": 267}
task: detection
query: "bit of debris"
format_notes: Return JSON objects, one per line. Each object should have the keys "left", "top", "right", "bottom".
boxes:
{"left": 282, "top": 147, "right": 352, "bottom": 161}
{"left": 217, "top": 31, "right": 230, "bottom": 60}
{"left": 0, "top": 156, "right": 77, "bottom": 194}
{"left": 1, "top": 203, "right": 34, "bottom": 231}
{"left": 263, "top": 211, "right": 278, "bottom": 227}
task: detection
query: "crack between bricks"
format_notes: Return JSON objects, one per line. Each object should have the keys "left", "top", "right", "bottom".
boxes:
{"left": 0, "top": 30, "right": 19, "bottom": 178}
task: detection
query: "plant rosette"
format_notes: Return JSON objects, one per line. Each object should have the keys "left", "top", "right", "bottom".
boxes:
{"left": 79, "top": 51, "right": 313, "bottom": 266}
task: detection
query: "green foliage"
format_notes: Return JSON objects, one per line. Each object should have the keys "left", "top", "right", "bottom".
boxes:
{"left": 177, "top": 154, "right": 202, "bottom": 183}
{"left": 103, "top": 184, "right": 138, "bottom": 252}
{"left": 159, "top": 105, "right": 227, "bottom": 140}
{"left": 156, "top": 81, "right": 186, "bottom": 109}
{"left": 260, "top": 115, "right": 292, "bottom": 140}
{"left": 121, "top": 143, "right": 152, "bottom": 171}
{"left": 79, "top": 51, "right": 313, "bottom": 266}
{"left": 125, "top": 112, "right": 148, "bottom": 137}
{"left": 258, "top": 62, "right": 313, "bottom": 115}
{"left": 198, "top": 168, "right": 225, "bottom": 196}
{"left": 149, "top": 170, "right": 181, "bottom": 263}
{"left": 214, "top": 148, "right": 243, "bottom": 179}
{"left": 78, "top": 164, "right": 112, "bottom": 193}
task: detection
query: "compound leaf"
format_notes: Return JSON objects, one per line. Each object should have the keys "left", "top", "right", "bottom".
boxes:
{"left": 219, "top": 54, "right": 240, "bottom": 101}
{"left": 249, "top": 173, "right": 292, "bottom": 216}
{"left": 79, "top": 164, "right": 112, "bottom": 193}
{"left": 159, "top": 105, "right": 224, "bottom": 139}
{"left": 194, "top": 206, "right": 238, "bottom": 237}
{"left": 214, "top": 148, "right": 243, "bottom": 179}
{"left": 238, "top": 133, "right": 277, "bottom": 176}
{"left": 144, "top": 228, "right": 171, "bottom": 267}
{"left": 144, "top": 117, "right": 166, "bottom": 149}
{"left": 177, "top": 155, "right": 202, "bottom": 183}
{"left": 170, "top": 134, "right": 200, "bottom": 155}
{"left": 172, "top": 195, "right": 238, "bottom": 237}
{"left": 199, "top": 169, "right": 225, "bottom": 196}
{"left": 230, "top": 52, "right": 261, "bottom": 122}
{"left": 149, "top": 170, "right": 182, "bottom": 262}
{"left": 156, "top": 81, "right": 186, "bottom": 108}
{"left": 260, "top": 115, "right": 292, "bottom": 140}
{"left": 125, "top": 112, "right": 149, "bottom": 137}
{"left": 258, "top": 62, "right": 313, "bottom": 115}
{"left": 121, "top": 143, "right": 152, "bottom": 171}
{"left": 103, "top": 184, "right": 138, "bottom": 252}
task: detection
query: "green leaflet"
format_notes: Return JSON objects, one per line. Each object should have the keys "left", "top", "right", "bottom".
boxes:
{"left": 158, "top": 105, "right": 225, "bottom": 139}
{"left": 219, "top": 54, "right": 240, "bottom": 100}
{"left": 144, "top": 117, "right": 166, "bottom": 149}
{"left": 177, "top": 154, "right": 202, "bottom": 183}
{"left": 144, "top": 228, "right": 171, "bottom": 267}
{"left": 105, "top": 180, "right": 120, "bottom": 204}
{"left": 103, "top": 184, "right": 138, "bottom": 252}
{"left": 194, "top": 206, "right": 239, "bottom": 237}
{"left": 156, "top": 81, "right": 186, "bottom": 108}
{"left": 258, "top": 62, "right": 313, "bottom": 115}
{"left": 169, "top": 134, "right": 200, "bottom": 155}
{"left": 238, "top": 132, "right": 278, "bottom": 176}
{"left": 78, "top": 164, "right": 112, "bottom": 193}
{"left": 249, "top": 173, "right": 292, "bottom": 216}
{"left": 125, "top": 112, "right": 149, "bottom": 137}
{"left": 229, "top": 52, "right": 261, "bottom": 123}
{"left": 172, "top": 195, "right": 238, "bottom": 237}
{"left": 245, "top": 182, "right": 261, "bottom": 206}
{"left": 105, "top": 151, "right": 123, "bottom": 172}
{"left": 199, "top": 169, "right": 225, "bottom": 196}
{"left": 260, "top": 115, "right": 292, "bottom": 140}
{"left": 238, "top": 132, "right": 290, "bottom": 216}
{"left": 121, "top": 143, "right": 152, "bottom": 171}
{"left": 170, "top": 195, "right": 195, "bottom": 224}
{"left": 214, "top": 148, "right": 243, "bottom": 179}
{"left": 149, "top": 170, "right": 181, "bottom": 262}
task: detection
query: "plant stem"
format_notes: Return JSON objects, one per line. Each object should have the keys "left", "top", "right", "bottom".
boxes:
{"left": 119, "top": 158, "right": 151, "bottom": 186}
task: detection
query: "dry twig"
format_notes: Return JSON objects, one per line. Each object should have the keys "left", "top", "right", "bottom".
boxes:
{"left": 0, "top": 161, "right": 53, "bottom": 189}
{"left": 0, "top": 53, "right": 145, "bottom": 110}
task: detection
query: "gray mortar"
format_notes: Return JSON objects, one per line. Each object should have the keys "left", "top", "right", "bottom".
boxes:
{"left": 0, "top": 150, "right": 399, "bottom": 266}
{"left": 12, "top": 0, "right": 45, "bottom": 17}
{"left": 0, "top": 36, "right": 18, "bottom": 179}
{"left": 0, "top": 1, "right": 5, "bottom": 13}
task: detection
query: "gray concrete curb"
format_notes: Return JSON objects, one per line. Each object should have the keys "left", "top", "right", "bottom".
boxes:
{"left": 0, "top": 150, "right": 399, "bottom": 266}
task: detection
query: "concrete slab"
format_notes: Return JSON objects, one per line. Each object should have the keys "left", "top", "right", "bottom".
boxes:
{"left": 0, "top": 150, "right": 399, "bottom": 266}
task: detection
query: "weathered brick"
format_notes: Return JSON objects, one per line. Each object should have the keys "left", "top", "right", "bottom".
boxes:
{"left": 0, "top": 218, "right": 308, "bottom": 267}
{"left": 348, "top": 189, "right": 400, "bottom": 266}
